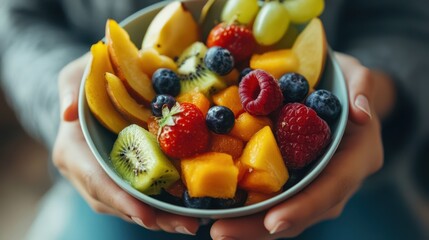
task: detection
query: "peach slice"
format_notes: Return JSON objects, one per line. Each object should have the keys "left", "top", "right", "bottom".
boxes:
{"left": 142, "top": 1, "right": 200, "bottom": 59}
{"left": 105, "top": 72, "right": 151, "bottom": 129}
{"left": 85, "top": 41, "right": 130, "bottom": 134}
{"left": 138, "top": 47, "right": 177, "bottom": 78}
{"left": 292, "top": 18, "right": 327, "bottom": 88}
{"left": 106, "top": 19, "right": 155, "bottom": 105}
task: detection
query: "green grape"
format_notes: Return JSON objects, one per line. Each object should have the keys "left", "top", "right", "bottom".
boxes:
{"left": 221, "top": 0, "right": 259, "bottom": 25}
{"left": 253, "top": 1, "right": 290, "bottom": 46}
{"left": 283, "top": 0, "right": 325, "bottom": 23}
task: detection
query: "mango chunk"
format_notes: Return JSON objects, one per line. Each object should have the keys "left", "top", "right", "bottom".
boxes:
{"left": 181, "top": 152, "right": 238, "bottom": 198}
{"left": 229, "top": 112, "right": 272, "bottom": 142}
{"left": 212, "top": 86, "right": 244, "bottom": 117}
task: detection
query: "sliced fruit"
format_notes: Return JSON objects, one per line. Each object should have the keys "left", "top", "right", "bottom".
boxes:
{"left": 292, "top": 18, "right": 327, "bottom": 89}
{"left": 105, "top": 72, "right": 151, "bottom": 128}
{"left": 138, "top": 48, "right": 177, "bottom": 78}
{"left": 208, "top": 133, "right": 244, "bottom": 159}
{"left": 176, "top": 42, "right": 227, "bottom": 96}
{"left": 239, "top": 126, "right": 289, "bottom": 194}
{"left": 176, "top": 91, "right": 211, "bottom": 117}
{"left": 142, "top": 1, "right": 200, "bottom": 59}
{"left": 181, "top": 152, "right": 238, "bottom": 198}
{"left": 106, "top": 19, "right": 155, "bottom": 105}
{"left": 250, "top": 49, "right": 299, "bottom": 79}
{"left": 229, "top": 112, "right": 272, "bottom": 142}
{"left": 85, "top": 41, "right": 130, "bottom": 134}
{"left": 110, "top": 124, "right": 180, "bottom": 195}
{"left": 212, "top": 86, "right": 244, "bottom": 117}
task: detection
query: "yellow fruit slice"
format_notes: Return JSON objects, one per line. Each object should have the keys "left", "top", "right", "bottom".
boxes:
{"left": 85, "top": 41, "right": 130, "bottom": 134}
{"left": 106, "top": 19, "right": 155, "bottom": 105}
{"left": 105, "top": 72, "right": 152, "bottom": 129}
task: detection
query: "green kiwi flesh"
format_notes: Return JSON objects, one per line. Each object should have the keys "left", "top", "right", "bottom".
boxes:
{"left": 110, "top": 124, "right": 180, "bottom": 195}
{"left": 176, "top": 42, "right": 227, "bottom": 96}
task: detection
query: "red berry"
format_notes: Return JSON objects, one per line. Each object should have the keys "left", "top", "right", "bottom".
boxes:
{"left": 158, "top": 103, "right": 209, "bottom": 159}
{"left": 239, "top": 69, "right": 283, "bottom": 116}
{"left": 206, "top": 22, "right": 256, "bottom": 62}
{"left": 276, "top": 103, "right": 331, "bottom": 169}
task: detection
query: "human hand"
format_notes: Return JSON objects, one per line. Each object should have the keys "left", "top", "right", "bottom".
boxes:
{"left": 52, "top": 54, "right": 200, "bottom": 236}
{"left": 210, "top": 53, "right": 390, "bottom": 240}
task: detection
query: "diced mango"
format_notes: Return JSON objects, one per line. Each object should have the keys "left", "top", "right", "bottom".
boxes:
{"left": 177, "top": 91, "right": 211, "bottom": 117}
{"left": 250, "top": 49, "right": 299, "bottom": 79}
{"left": 238, "top": 126, "right": 289, "bottom": 194}
{"left": 229, "top": 112, "right": 273, "bottom": 141}
{"left": 212, "top": 86, "right": 244, "bottom": 117}
{"left": 181, "top": 152, "right": 238, "bottom": 198}
{"left": 209, "top": 134, "right": 244, "bottom": 160}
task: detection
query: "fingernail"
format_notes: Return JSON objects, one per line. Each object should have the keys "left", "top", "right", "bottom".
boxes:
{"left": 131, "top": 217, "right": 151, "bottom": 229}
{"left": 61, "top": 92, "right": 74, "bottom": 115}
{"left": 269, "top": 221, "right": 291, "bottom": 234}
{"left": 175, "top": 226, "right": 195, "bottom": 235}
{"left": 355, "top": 94, "right": 372, "bottom": 119}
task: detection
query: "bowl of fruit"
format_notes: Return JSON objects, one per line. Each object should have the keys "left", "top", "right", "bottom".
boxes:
{"left": 79, "top": 0, "right": 348, "bottom": 219}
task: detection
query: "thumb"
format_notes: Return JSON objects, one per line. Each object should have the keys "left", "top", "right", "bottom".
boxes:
{"left": 58, "top": 53, "right": 90, "bottom": 122}
{"left": 335, "top": 53, "right": 374, "bottom": 125}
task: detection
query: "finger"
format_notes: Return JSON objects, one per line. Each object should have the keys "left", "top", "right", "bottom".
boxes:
{"left": 58, "top": 53, "right": 90, "bottom": 122}
{"left": 264, "top": 149, "right": 363, "bottom": 235}
{"left": 155, "top": 210, "right": 200, "bottom": 235}
{"left": 57, "top": 121, "right": 160, "bottom": 230}
{"left": 335, "top": 53, "right": 374, "bottom": 124}
{"left": 210, "top": 212, "right": 271, "bottom": 240}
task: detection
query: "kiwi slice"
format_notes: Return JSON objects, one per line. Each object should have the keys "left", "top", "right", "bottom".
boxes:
{"left": 176, "top": 42, "right": 227, "bottom": 96}
{"left": 110, "top": 124, "right": 180, "bottom": 195}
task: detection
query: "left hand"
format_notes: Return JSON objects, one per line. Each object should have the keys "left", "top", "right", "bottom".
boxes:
{"left": 209, "top": 53, "right": 388, "bottom": 240}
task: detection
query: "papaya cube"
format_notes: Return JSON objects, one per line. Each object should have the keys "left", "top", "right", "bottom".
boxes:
{"left": 181, "top": 152, "right": 238, "bottom": 198}
{"left": 208, "top": 133, "right": 244, "bottom": 160}
{"left": 212, "top": 86, "right": 244, "bottom": 117}
{"left": 177, "top": 91, "right": 211, "bottom": 116}
{"left": 239, "top": 169, "right": 284, "bottom": 194}
{"left": 229, "top": 112, "right": 273, "bottom": 141}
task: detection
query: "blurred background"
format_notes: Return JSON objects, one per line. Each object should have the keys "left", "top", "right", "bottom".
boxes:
{"left": 0, "top": 89, "right": 52, "bottom": 240}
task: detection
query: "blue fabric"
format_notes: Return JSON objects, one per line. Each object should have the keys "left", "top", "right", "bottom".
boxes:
{"left": 26, "top": 179, "right": 212, "bottom": 240}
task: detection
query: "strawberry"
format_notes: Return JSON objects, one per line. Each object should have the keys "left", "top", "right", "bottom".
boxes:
{"left": 276, "top": 103, "right": 331, "bottom": 169}
{"left": 206, "top": 22, "right": 257, "bottom": 63}
{"left": 157, "top": 102, "right": 209, "bottom": 159}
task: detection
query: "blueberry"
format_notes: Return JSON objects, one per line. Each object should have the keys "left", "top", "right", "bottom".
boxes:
{"left": 152, "top": 189, "right": 183, "bottom": 206}
{"left": 278, "top": 73, "right": 309, "bottom": 103}
{"left": 305, "top": 89, "right": 341, "bottom": 124}
{"left": 212, "top": 189, "right": 247, "bottom": 209}
{"left": 151, "top": 94, "right": 176, "bottom": 117}
{"left": 152, "top": 68, "right": 181, "bottom": 96}
{"left": 238, "top": 67, "right": 253, "bottom": 84}
{"left": 204, "top": 47, "right": 234, "bottom": 76}
{"left": 183, "top": 190, "right": 213, "bottom": 209}
{"left": 206, "top": 106, "right": 235, "bottom": 134}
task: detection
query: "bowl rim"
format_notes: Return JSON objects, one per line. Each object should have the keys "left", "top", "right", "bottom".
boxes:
{"left": 78, "top": 0, "right": 349, "bottom": 219}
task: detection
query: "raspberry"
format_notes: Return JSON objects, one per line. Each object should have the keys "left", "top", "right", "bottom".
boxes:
{"left": 276, "top": 103, "right": 331, "bottom": 169}
{"left": 239, "top": 69, "right": 283, "bottom": 116}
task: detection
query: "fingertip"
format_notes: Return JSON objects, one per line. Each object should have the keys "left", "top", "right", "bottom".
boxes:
{"left": 61, "top": 92, "right": 79, "bottom": 121}
{"left": 350, "top": 94, "right": 372, "bottom": 124}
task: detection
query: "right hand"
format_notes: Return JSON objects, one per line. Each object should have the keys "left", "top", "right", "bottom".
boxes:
{"left": 52, "top": 54, "right": 200, "bottom": 236}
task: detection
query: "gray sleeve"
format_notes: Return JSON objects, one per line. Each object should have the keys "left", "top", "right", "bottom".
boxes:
{"left": 0, "top": 0, "right": 88, "bottom": 150}
{"left": 335, "top": 0, "right": 429, "bottom": 132}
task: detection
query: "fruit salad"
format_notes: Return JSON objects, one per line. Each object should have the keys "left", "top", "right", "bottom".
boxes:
{"left": 84, "top": 0, "right": 341, "bottom": 210}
